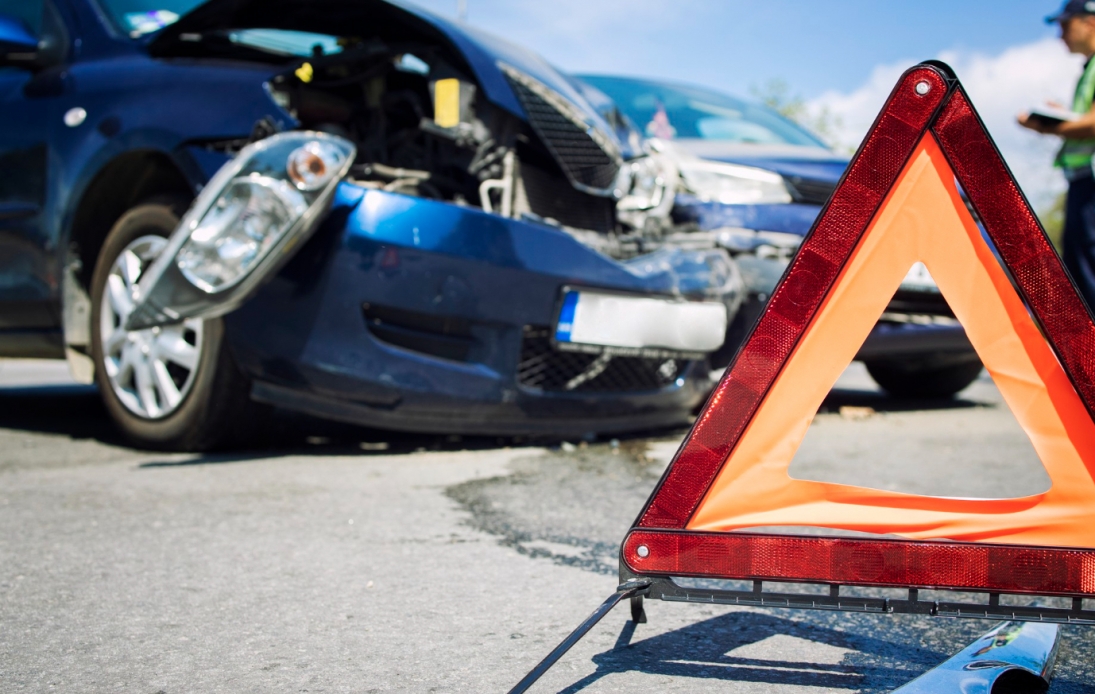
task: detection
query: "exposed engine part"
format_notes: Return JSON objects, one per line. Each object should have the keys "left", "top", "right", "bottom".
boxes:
{"left": 268, "top": 38, "right": 507, "bottom": 204}
{"left": 468, "top": 139, "right": 509, "bottom": 180}
{"left": 364, "top": 162, "right": 431, "bottom": 180}
{"left": 257, "top": 33, "right": 688, "bottom": 262}
{"left": 615, "top": 145, "right": 679, "bottom": 235}
{"left": 478, "top": 150, "right": 516, "bottom": 217}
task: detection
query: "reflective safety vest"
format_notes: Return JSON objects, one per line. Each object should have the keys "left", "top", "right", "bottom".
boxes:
{"left": 1057, "top": 58, "right": 1095, "bottom": 172}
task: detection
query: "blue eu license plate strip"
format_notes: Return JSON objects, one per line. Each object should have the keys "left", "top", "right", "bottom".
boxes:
{"left": 555, "top": 290, "right": 580, "bottom": 343}
{"left": 553, "top": 289, "right": 728, "bottom": 357}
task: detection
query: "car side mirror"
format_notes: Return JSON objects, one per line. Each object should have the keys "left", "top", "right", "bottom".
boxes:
{"left": 0, "top": 14, "right": 39, "bottom": 68}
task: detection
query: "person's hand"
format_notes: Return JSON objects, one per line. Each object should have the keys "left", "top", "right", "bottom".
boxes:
{"left": 1018, "top": 112, "right": 1058, "bottom": 134}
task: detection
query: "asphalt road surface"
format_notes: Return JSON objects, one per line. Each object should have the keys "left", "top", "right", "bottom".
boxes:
{"left": 1, "top": 358, "right": 1093, "bottom": 693}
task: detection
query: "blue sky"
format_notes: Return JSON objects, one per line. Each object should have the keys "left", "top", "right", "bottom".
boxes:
{"left": 409, "top": 0, "right": 1059, "bottom": 98}
{"left": 407, "top": 0, "right": 1079, "bottom": 209}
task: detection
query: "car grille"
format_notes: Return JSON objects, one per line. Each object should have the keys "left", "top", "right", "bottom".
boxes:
{"left": 520, "top": 162, "right": 616, "bottom": 232}
{"left": 786, "top": 176, "right": 838, "bottom": 206}
{"left": 517, "top": 326, "right": 683, "bottom": 393}
{"left": 501, "top": 65, "right": 621, "bottom": 195}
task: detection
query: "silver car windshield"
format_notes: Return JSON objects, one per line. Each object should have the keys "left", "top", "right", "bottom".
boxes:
{"left": 580, "top": 75, "right": 826, "bottom": 148}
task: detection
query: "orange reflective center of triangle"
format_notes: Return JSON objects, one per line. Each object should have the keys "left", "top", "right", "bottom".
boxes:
{"left": 687, "top": 134, "right": 1095, "bottom": 548}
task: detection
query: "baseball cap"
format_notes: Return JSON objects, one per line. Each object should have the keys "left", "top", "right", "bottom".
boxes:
{"left": 1047, "top": 0, "right": 1095, "bottom": 23}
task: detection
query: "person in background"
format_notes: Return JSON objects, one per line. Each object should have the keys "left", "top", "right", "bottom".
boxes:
{"left": 1020, "top": 0, "right": 1095, "bottom": 313}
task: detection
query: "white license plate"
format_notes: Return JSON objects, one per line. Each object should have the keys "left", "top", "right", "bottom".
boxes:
{"left": 554, "top": 290, "right": 727, "bottom": 355}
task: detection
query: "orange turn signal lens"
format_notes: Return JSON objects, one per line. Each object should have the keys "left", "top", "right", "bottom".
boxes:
{"left": 286, "top": 141, "right": 342, "bottom": 191}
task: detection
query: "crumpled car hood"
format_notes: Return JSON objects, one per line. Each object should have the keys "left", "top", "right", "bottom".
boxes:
{"left": 148, "top": 0, "right": 615, "bottom": 137}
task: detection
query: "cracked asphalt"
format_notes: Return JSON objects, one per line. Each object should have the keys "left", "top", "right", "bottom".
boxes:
{"left": 1, "top": 359, "right": 1093, "bottom": 692}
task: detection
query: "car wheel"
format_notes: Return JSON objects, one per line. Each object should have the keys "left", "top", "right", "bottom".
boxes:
{"left": 89, "top": 199, "right": 255, "bottom": 450}
{"left": 864, "top": 358, "right": 984, "bottom": 399}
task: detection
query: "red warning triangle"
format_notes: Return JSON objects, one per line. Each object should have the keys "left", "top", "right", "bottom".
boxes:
{"left": 622, "top": 63, "right": 1095, "bottom": 596}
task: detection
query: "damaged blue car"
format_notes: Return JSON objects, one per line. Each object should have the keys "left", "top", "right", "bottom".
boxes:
{"left": 0, "top": 0, "right": 743, "bottom": 449}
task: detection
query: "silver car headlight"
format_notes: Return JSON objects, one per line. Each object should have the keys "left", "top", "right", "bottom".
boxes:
{"left": 615, "top": 150, "right": 679, "bottom": 231}
{"left": 176, "top": 175, "right": 310, "bottom": 292}
{"left": 175, "top": 134, "right": 352, "bottom": 293}
{"left": 616, "top": 155, "right": 673, "bottom": 210}
{"left": 125, "top": 131, "right": 355, "bottom": 329}
{"left": 679, "top": 161, "right": 792, "bottom": 205}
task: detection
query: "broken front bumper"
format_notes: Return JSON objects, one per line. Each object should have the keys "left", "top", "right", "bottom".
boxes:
{"left": 222, "top": 183, "right": 742, "bottom": 436}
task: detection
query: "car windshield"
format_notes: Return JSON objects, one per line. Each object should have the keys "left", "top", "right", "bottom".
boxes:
{"left": 579, "top": 75, "right": 826, "bottom": 148}
{"left": 96, "top": 0, "right": 347, "bottom": 55}
{"left": 95, "top": 0, "right": 205, "bottom": 36}
{"left": 224, "top": 29, "right": 344, "bottom": 57}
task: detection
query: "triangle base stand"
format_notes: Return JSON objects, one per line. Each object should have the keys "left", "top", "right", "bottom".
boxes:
{"left": 508, "top": 571, "right": 1076, "bottom": 693}
{"left": 506, "top": 580, "right": 650, "bottom": 694}
{"left": 620, "top": 566, "right": 1095, "bottom": 625}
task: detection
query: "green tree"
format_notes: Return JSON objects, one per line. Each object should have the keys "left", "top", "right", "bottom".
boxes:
{"left": 750, "top": 78, "right": 847, "bottom": 151}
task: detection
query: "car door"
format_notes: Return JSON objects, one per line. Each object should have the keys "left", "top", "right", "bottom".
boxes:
{"left": 0, "top": 0, "right": 63, "bottom": 354}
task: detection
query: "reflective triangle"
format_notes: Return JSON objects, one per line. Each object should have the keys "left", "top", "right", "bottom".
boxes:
{"left": 688, "top": 134, "right": 1095, "bottom": 547}
{"left": 622, "top": 63, "right": 1095, "bottom": 595}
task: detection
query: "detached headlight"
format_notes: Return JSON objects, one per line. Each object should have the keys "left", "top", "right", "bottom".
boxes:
{"left": 125, "top": 131, "right": 355, "bottom": 330}
{"left": 174, "top": 134, "right": 352, "bottom": 293}
{"left": 176, "top": 176, "right": 308, "bottom": 292}
{"left": 679, "top": 161, "right": 792, "bottom": 205}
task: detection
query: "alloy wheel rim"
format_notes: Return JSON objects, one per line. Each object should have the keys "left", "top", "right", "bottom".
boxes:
{"left": 99, "top": 235, "right": 205, "bottom": 419}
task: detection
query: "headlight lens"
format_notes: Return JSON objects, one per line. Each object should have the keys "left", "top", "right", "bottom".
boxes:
{"left": 123, "top": 131, "right": 356, "bottom": 330}
{"left": 679, "top": 161, "right": 792, "bottom": 205}
{"left": 170, "top": 132, "right": 355, "bottom": 294}
{"left": 616, "top": 155, "right": 673, "bottom": 211}
{"left": 176, "top": 176, "right": 308, "bottom": 292}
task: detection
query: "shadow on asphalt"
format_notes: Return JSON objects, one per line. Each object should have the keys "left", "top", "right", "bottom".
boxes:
{"left": 0, "top": 379, "right": 985, "bottom": 465}
{"left": 555, "top": 610, "right": 949, "bottom": 692}
{"left": 556, "top": 608, "right": 1095, "bottom": 692}
{"left": 0, "top": 384, "right": 128, "bottom": 444}
{"left": 0, "top": 382, "right": 594, "bottom": 465}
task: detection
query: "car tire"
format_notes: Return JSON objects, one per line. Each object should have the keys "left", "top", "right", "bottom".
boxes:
{"left": 89, "top": 198, "right": 256, "bottom": 451}
{"left": 864, "top": 358, "right": 984, "bottom": 399}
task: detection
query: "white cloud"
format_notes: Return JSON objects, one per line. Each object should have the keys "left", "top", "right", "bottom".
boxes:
{"left": 808, "top": 38, "right": 1083, "bottom": 211}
